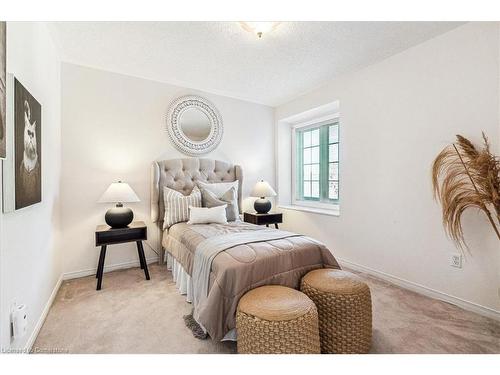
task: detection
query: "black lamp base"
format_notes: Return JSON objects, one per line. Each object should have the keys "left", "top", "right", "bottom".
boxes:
{"left": 254, "top": 198, "right": 272, "bottom": 214}
{"left": 105, "top": 204, "right": 134, "bottom": 228}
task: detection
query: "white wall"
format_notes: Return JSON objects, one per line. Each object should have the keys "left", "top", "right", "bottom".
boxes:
{"left": 0, "top": 22, "right": 62, "bottom": 350}
{"left": 60, "top": 63, "right": 274, "bottom": 276}
{"left": 276, "top": 22, "right": 500, "bottom": 314}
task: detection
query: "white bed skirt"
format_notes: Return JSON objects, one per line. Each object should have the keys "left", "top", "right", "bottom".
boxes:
{"left": 166, "top": 253, "right": 194, "bottom": 303}
{"left": 166, "top": 252, "right": 237, "bottom": 341}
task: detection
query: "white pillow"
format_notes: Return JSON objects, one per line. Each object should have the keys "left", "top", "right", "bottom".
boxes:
{"left": 187, "top": 205, "right": 228, "bottom": 225}
{"left": 163, "top": 186, "right": 202, "bottom": 229}
{"left": 197, "top": 180, "right": 239, "bottom": 200}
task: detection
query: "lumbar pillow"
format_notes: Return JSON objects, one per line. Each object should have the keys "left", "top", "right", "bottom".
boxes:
{"left": 197, "top": 180, "right": 239, "bottom": 213}
{"left": 163, "top": 186, "right": 202, "bottom": 229}
{"left": 187, "top": 205, "right": 228, "bottom": 225}
{"left": 201, "top": 187, "right": 239, "bottom": 221}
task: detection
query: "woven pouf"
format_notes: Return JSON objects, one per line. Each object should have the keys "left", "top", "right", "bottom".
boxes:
{"left": 236, "top": 285, "right": 321, "bottom": 354}
{"left": 301, "top": 269, "right": 372, "bottom": 354}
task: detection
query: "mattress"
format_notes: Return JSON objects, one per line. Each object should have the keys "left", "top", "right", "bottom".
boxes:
{"left": 162, "top": 220, "right": 340, "bottom": 341}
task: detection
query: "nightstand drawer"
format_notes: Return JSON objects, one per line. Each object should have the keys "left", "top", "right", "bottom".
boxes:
{"left": 244, "top": 212, "right": 282, "bottom": 226}
{"left": 95, "top": 225, "right": 147, "bottom": 246}
{"left": 256, "top": 214, "right": 282, "bottom": 225}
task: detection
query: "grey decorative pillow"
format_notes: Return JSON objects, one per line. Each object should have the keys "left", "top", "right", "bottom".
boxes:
{"left": 197, "top": 180, "right": 239, "bottom": 200}
{"left": 201, "top": 187, "right": 239, "bottom": 221}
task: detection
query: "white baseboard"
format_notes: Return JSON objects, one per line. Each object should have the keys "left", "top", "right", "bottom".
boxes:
{"left": 24, "top": 274, "right": 63, "bottom": 352}
{"left": 338, "top": 258, "right": 500, "bottom": 322}
{"left": 63, "top": 256, "right": 159, "bottom": 280}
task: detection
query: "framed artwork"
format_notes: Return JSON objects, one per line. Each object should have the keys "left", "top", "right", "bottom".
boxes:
{"left": 14, "top": 78, "right": 41, "bottom": 209}
{"left": 0, "top": 21, "right": 6, "bottom": 159}
{"left": 2, "top": 75, "right": 42, "bottom": 212}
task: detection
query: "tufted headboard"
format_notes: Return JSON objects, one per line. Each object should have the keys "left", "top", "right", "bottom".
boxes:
{"left": 151, "top": 158, "right": 243, "bottom": 225}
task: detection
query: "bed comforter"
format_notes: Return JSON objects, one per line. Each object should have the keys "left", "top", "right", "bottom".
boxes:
{"left": 162, "top": 221, "right": 340, "bottom": 341}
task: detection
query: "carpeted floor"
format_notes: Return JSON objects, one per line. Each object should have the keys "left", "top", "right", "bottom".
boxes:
{"left": 33, "top": 264, "right": 500, "bottom": 354}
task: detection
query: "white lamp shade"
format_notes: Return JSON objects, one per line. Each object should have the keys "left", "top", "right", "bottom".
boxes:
{"left": 98, "top": 181, "right": 140, "bottom": 203}
{"left": 250, "top": 180, "right": 277, "bottom": 198}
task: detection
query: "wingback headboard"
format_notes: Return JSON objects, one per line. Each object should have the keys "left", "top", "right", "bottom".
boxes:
{"left": 150, "top": 158, "right": 243, "bottom": 225}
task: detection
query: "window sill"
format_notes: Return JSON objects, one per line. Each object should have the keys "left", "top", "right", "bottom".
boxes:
{"left": 278, "top": 204, "right": 340, "bottom": 217}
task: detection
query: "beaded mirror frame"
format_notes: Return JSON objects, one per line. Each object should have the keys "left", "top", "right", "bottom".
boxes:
{"left": 166, "top": 95, "right": 223, "bottom": 156}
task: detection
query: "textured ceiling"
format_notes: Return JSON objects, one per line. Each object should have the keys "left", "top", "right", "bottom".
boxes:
{"left": 49, "top": 22, "right": 463, "bottom": 106}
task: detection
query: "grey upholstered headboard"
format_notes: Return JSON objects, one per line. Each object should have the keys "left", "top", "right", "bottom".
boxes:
{"left": 150, "top": 158, "right": 243, "bottom": 225}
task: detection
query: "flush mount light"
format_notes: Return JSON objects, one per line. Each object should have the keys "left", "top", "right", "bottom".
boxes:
{"left": 239, "top": 22, "right": 281, "bottom": 38}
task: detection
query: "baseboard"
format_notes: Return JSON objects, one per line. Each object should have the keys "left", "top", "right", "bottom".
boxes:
{"left": 24, "top": 274, "right": 63, "bottom": 352}
{"left": 63, "top": 256, "right": 159, "bottom": 280}
{"left": 338, "top": 258, "right": 500, "bottom": 321}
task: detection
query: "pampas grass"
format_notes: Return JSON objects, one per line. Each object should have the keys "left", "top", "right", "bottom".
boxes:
{"left": 432, "top": 132, "right": 500, "bottom": 250}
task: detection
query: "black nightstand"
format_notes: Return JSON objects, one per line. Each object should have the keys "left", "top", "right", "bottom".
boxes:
{"left": 243, "top": 212, "right": 283, "bottom": 229}
{"left": 95, "top": 221, "right": 150, "bottom": 290}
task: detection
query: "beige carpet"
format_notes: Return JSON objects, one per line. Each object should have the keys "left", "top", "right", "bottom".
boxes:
{"left": 33, "top": 264, "right": 500, "bottom": 354}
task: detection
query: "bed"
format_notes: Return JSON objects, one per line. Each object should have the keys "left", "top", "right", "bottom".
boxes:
{"left": 151, "top": 158, "right": 340, "bottom": 341}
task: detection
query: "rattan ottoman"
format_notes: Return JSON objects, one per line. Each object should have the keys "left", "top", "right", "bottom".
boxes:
{"left": 236, "top": 285, "right": 321, "bottom": 354}
{"left": 301, "top": 269, "right": 372, "bottom": 354}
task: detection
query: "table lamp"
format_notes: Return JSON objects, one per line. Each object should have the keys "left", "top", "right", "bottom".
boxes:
{"left": 250, "top": 180, "right": 277, "bottom": 214}
{"left": 98, "top": 181, "right": 140, "bottom": 228}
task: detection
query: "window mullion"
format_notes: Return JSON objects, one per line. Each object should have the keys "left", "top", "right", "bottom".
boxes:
{"left": 296, "top": 131, "right": 303, "bottom": 200}
{"left": 319, "top": 126, "right": 329, "bottom": 202}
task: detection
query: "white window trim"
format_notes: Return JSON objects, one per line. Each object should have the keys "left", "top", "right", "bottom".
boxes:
{"left": 291, "top": 112, "right": 340, "bottom": 213}
{"left": 278, "top": 204, "right": 340, "bottom": 217}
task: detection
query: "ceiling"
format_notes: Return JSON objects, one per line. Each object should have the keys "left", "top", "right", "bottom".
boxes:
{"left": 48, "top": 22, "right": 463, "bottom": 106}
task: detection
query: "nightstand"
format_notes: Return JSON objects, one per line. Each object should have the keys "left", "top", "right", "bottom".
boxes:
{"left": 243, "top": 212, "right": 283, "bottom": 229}
{"left": 95, "top": 221, "right": 150, "bottom": 290}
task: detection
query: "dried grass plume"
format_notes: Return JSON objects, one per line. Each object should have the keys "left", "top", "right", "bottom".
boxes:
{"left": 432, "top": 132, "right": 500, "bottom": 250}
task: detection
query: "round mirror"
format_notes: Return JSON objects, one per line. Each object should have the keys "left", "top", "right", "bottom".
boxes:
{"left": 179, "top": 108, "right": 211, "bottom": 142}
{"left": 167, "top": 96, "right": 223, "bottom": 156}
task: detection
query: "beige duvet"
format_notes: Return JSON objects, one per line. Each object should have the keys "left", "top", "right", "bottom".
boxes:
{"left": 162, "top": 221, "right": 340, "bottom": 341}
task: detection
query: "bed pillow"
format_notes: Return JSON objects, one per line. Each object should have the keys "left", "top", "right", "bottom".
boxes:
{"left": 197, "top": 180, "right": 240, "bottom": 216}
{"left": 187, "top": 205, "right": 228, "bottom": 225}
{"left": 163, "top": 186, "right": 202, "bottom": 229}
{"left": 201, "top": 187, "right": 239, "bottom": 221}
{"left": 197, "top": 180, "right": 239, "bottom": 214}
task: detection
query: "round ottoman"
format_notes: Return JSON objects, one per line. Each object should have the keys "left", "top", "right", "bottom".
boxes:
{"left": 301, "top": 269, "right": 372, "bottom": 354}
{"left": 236, "top": 285, "right": 321, "bottom": 354}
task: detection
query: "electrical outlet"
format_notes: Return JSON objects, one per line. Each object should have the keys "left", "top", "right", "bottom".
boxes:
{"left": 10, "top": 302, "right": 28, "bottom": 339}
{"left": 450, "top": 253, "right": 462, "bottom": 268}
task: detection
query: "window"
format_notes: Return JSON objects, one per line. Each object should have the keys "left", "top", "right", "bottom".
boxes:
{"left": 294, "top": 119, "right": 339, "bottom": 208}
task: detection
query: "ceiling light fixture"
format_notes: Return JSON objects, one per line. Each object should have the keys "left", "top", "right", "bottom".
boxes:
{"left": 239, "top": 22, "right": 281, "bottom": 38}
